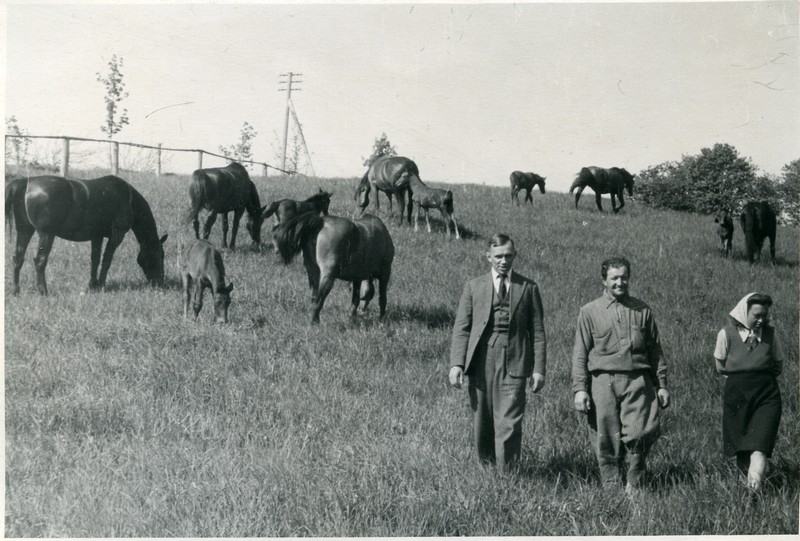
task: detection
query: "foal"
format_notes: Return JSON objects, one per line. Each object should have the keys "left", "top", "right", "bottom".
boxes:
{"left": 179, "top": 239, "right": 234, "bottom": 323}
{"left": 714, "top": 209, "right": 734, "bottom": 258}
{"left": 407, "top": 175, "right": 460, "bottom": 239}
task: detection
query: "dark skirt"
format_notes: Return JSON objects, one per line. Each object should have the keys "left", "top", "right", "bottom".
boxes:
{"left": 722, "top": 371, "right": 782, "bottom": 457}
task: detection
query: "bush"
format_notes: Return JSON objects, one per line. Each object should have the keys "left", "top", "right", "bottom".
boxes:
{"left": 636, "top": 143, "right": 793, "bottom": 224}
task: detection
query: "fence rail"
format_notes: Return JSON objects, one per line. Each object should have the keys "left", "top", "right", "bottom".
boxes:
{"left": 4, "top": 134, "right": 296, "bottom": 178}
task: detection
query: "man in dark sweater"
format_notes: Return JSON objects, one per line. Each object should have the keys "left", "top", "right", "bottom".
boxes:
{"left": 449, "top": 233, "right": 547, "bottom": 471}
{"left": 571, "top": 256, "right": 670, "bottom": 493}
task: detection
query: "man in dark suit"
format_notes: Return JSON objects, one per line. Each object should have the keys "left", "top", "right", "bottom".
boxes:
{"left": 449, "top": 233, "right": 547, "bottom": 470}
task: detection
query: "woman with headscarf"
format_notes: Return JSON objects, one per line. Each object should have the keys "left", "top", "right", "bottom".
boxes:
{"left": 713, "top": 293, "right": 784, "bottom": 490}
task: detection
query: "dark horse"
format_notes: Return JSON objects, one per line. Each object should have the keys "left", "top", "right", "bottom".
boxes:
{"left": 5, "top": 175, "right": 168, "bottom": 295}
{"left": 509, "top": 171, "right": 546, "bottom": 205}
{"left": 262, "top": 189, "right": 332, "bottom": 225}
{"left": 185, "top": 162, "right": 266, "bottom": 250}
{"left": 569, "top": 166, "right": 635, "bottom": 213}
{"left": 740, "top": 201, "right": 776, "bottom": 264}
{"left": 273, "top": 211, "right": 394, "bottom": 324}
{"left": 714, "top": 209, "right": 734, "bottom": 258}
{"left": 354, "top": 155, "right": 414, "bottom": 226}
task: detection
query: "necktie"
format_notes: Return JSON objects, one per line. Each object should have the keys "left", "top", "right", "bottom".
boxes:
{"left": 498, "top": 274, "right": 507, "bottom": 301}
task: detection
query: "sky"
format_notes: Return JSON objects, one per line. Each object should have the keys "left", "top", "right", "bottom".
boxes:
{"left": 3, "top": 1, "right": 799, "bottom": 192}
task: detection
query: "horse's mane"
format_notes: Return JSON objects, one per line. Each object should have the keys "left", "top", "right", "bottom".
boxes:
{"left": 305, "top": 191, "right": 331, "bottom": 203}
{"left": 273, "top": 211, "right": 325, "bottom": 265}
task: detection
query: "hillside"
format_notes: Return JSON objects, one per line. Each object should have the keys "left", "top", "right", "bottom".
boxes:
{"left": 4, "top": 170, "right": 798, "bottom": 536}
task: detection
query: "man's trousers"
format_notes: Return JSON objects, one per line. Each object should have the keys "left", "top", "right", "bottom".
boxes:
{"left": 467, "top": 334, "right": 527, "bottom": 470}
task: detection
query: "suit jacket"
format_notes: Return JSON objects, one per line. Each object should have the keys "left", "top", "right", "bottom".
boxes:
{"left": 450, "top": 271, "right": 546, "bottom": 378}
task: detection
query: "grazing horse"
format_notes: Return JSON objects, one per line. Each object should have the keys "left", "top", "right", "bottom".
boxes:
{"left": 714, "top": 209, "right": 734, "bottom": 258}
{"left": 185, "top": 162, "right": 266, "bottom": 250}
{"left": 5, "top": 175, "right": 167, "bottom": 295}
{"left": 179, "top": 239, "right": 233, "bottom": 323}
{"left": 273, "top": 211, "right": 394, "bottom": 324}
{"left": 740, "top": 202, "right": 776, "bottom": 264}
{"left": 354, "top": 155, "right": 414, "bottom": 226}
{"left": 262, "top": 189, "right": 332, "bottom": 226}
{"left": 509, "top": 171, "right": 546, "bottom": 205}
{"left": 569, "top": 166, "right": 635, "bottom": 213}
{"left": 407, "top": 175, "right": 460, "bottom": 239}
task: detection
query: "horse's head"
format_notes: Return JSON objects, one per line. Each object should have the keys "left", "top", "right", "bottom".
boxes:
{"left": 246, "top": 207, "right": 266, "bottom": 245}
{"left": 214, "top": 282, "right": 234, "bottom": 324}
{"left": 620, "top": 169, "right": 635, "bottom": 196}
{"left": 138, "top": 234, "right": 168, "bottom": 286}
{"left": 537, "top": 175, "right": 547, "bottom": 194}
{"left": 320, "top": 191, "right": 332, "bottom": 215}
{"left": 714, "top": 209, "right": 731, "bottom": 225}
{"left": 354, "top": 182, "right": 370, "bottom": 211}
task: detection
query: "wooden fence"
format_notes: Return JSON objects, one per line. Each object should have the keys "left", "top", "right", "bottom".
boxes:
{"left": 4, "top": 134, "right": 295, "bottom": 178}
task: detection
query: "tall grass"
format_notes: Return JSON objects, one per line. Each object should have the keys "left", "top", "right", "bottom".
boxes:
{"left": 5, "top": 169, "right": 798, "bottom": 536}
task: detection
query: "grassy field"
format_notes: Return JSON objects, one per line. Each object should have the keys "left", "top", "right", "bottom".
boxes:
{"left": 4, "top": 168, "right": 799, "bottom": 536}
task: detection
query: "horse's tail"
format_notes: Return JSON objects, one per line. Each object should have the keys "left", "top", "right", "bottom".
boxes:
{"left": 184, "top": 169, "right": 208, "bottom": 224}
{"left": 5, "top": 177, "right": 27, "bottom": 237}
{"left": 273, "top": 211, "right": 325, "bottom": 265}
{"left": 568, "top": 174, "right": 584, "bottom": 194}
{"left": 261, "top": 201, "right": 280, "bottom": 220}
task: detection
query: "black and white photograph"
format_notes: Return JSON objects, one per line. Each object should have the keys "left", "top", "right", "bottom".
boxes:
{"left": 4, "top": 0, "right": 799, "bottom": 536}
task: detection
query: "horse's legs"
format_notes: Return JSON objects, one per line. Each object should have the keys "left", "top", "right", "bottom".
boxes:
{"left": 303, "top": 250, "right": 321, "bottom": 303}
{"left": 378, "top": 271, "right": 391, "bottom": 321}
{"left": 221, "top": 213, "right": 230, "bottom": 249}
{"left": 350, "top": 280, "right": 361, "bottom": 318}
{"left": 11, "top": 224, "right": 35, "bottom": 295}
{"left": 193, "top": 281, "right": 205, "bottom": 319}
{"left": 525, "top": 189, "right": 533, "bottom": 205}
{"left": 595, "top": 192, "right": 604, "bottom": 212}
{"left": 182, "top": 273, "right": 192, "bottom": 318}
{"left": 511, "top": 188, "right": 519, "bottom": 205}
{"left": 406, "top": 193, "right": 413, "bottom": 225}
{"left": 611, "top": 193, "right": 619, "bottom": 213}
{"left": 616, "top": 192, "right": 625, "bottom": 213}
{"left": 202, "top": 212, "right": 217, "bottom": 241}
{"left": 414, "top": 200, "right": 421, "bottom": 232}
{"left": 450, "top": 210, "right": 461, "bottom": 240}
{"left": 32, "top": 232, "right": 56, "bottom": 296}
{"left": 573, "top": 186, "right": 585, "bottom": 209}
{"left": 97, "top": 235, "right": 124, "bottom": 288}
{"left": 229, "top": 209, "right": 244, "bottom": 251}
{"left": 768, "top": 231, "right": 776, "bottom": 264}
{"left": 425, "top": 208, "right": 432, "bottom": 234}
{"left": 89, "top": 238, "right": 103, "bottom": 289}
{"left": 397, "top": 193, "right": 406, "bottom": 227}
{"left": 312, "top": 272, "right": 336, "bottom": 324}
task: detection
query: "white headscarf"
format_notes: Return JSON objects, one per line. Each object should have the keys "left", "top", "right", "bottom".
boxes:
{"left": 729, "top": 292, "right": 758, "bottom": 328}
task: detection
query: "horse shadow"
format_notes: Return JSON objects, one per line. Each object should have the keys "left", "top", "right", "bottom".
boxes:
{"left": 98, "top": 276, "right": 181, "bottom": 293}
{"left": 386, "top": 304, "right": 454, "bottom": 329}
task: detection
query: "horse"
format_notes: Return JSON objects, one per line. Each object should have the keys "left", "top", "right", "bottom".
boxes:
{"left": 569, "top": 166, "right": 635, "bottom": 213}
{"left": 740, "top": 201, "right": 776, "bottom": 264}
{"left": 509, "top": 171, "right": 546, "bottom": 205}
{"left": 273, "top": 211, "right": 394, "bottom": 324}
{"left": 714, "top": 209, "right": 734, "bottom": 258}
{"left": 354, "top": 155, "right": 414, "bottom": 226}
{"left": 262, "top": 189, "right": 332, "bottom": 226}
{"left": 179, "top": 239, "right": 233, "bottom": 323}
{"left": 5, "top": 175, "right": 168, "bottom": 295}
{"left": 185, "top": 162, "right": 266, "bottom": 250}
{"left": 407, "top": 175, "right": 460, "bottom": 238}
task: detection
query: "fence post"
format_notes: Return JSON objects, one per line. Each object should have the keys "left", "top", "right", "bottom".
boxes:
{"left": 157, "top": 143, "right": 162, "bottom": 177}
{"left": 197, "top": 150, "right": 203, "bottom": 170}
{"left": 263, "top": 164, "right": 268, "bottom": 178}
{"left": 60, "top": 137, "right": 70, "bottom": 177}
{"left": 111, "top": 141, "right": 120, "bottom": 175}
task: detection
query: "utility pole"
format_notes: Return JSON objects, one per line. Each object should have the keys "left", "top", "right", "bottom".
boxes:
{"left": 278, "top": 72, "right": 302, "bottom": 172}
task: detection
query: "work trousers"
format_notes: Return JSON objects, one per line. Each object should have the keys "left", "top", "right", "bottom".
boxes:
{"left": 588, "top": 371, "right": 660, "bottom": 487}
{"left": 467, "top": 334, "right": 527, "bottom": 470}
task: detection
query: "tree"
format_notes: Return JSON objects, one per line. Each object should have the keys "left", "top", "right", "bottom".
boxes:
{"left": 219, "top": 121, "right": 258, "bottom": 162}
{"left": 96, "top": 55, "right": 129, "bottom": 139}
{"left": 636, "top": 143, "right": 766, "bottom": 214}
{"left": 363, "top": 133, "right": 397, "bottom": 167}
{"left": 5, "top": 115, "right": 31, "bottom": 166}
{"left": 778, "top": 159, "right": 800, "bottom": 225}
